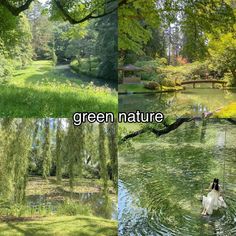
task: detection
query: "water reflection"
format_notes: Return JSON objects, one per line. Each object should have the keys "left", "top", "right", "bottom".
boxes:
{"left": 27, "top": 191, "right": 117, "bottom": 220}
{"left": 119, "top": 89, "right": 236, "bottom": 117}
{"left": 119, "top": 120, "right": 236, "bottom": 235}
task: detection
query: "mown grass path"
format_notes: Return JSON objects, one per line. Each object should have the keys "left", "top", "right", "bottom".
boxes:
{"left": 0, "top": 216, "right": 117, "bottom": 236}
{"left": 0, "top": 61, "right": 117, "bottom": 117}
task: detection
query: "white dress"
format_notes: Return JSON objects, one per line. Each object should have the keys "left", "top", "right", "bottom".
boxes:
{"left": 202, "top": 189, "right": 227, "bottom": 215}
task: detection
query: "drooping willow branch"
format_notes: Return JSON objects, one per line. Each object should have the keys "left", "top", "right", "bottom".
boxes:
{"left": 0, "top": 0, "right": 127, "bottom": 24}
{"left": 119, "top": 118, "right": 193, "bottom": 144}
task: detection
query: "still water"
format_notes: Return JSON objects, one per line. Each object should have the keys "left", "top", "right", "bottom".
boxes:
{"left": 28, "top": 191, "right": 117, "bottom": 220}
{"left": 119, "top": 89, "right": 236, "bottom": 116}
{"left": 119, "top": 120, "right": 236, "bottom": 235}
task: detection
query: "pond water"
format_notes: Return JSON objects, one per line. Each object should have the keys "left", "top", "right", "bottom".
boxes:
{"left": 28, "top": 192, "right": 117, "bottom": 220}
{"left": 119, "top": 120, "right": 236, "bottom": 235}
{"left": 119, "top": 88, "right": 236, "bottom": 117}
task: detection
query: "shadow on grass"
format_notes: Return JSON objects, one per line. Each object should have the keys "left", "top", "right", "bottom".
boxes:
{"left": 0, "top": 83, "right": 117, "bottom": 117}
{"left": 2, "top": 216, "right": 117, "bottom": 236}
{"left": 15, "top": 69, "right": 81, "bottom": 87}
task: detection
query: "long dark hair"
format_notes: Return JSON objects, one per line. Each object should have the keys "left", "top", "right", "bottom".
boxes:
{"left": 211, "top": 178, "right": 219, "bottom": 191}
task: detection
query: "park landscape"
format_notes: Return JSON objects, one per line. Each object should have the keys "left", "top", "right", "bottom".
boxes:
{"left": 0, "top": 119, "right": 117, "bottom": 235}
{"left": 119, "top": 0, "right": 236, "bottom": 117}
{"left": 0, "top": 0, "right": 118, "bottom": 117}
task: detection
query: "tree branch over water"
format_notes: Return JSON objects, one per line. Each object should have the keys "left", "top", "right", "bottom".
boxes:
{"left": 120, "top": 118, "right": 236, "bottom": 144}
{"left": 119, "top": 118, "right": 193, "bottom": 144}
{"left": 226, "top": 118, "right": 236, "bottom": 125}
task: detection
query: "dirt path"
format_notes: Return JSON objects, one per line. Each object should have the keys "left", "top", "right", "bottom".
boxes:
{"left": 55, "top": 64, "right": 117, "bottom": 90}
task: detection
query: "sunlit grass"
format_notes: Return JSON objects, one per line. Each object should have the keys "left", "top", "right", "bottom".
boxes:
{"left": 0, "top": 216, "right": 117, "bottom": 236}
{"left": 0, "top": 61, "right": 117, "bottom": 117}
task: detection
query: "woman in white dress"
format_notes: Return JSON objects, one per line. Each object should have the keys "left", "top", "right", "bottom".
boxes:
{"left": 201, "top": 178, "right": 227, "bottom": 215}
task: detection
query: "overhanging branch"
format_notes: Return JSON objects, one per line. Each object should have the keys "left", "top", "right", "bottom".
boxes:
{"left": 0, "top": 0, "right": 34, "bottom": 16}
{"left": 119, "top": 118, "right": 193, "bottom": 144}
{"left": 226, "top": 118, "right": 236, "bottom": 125}
{"left": 54, "top": 0, "right": 127, "bottom": 24}
{"left": 0, "top": 0, "right": 127, "bottom": 23}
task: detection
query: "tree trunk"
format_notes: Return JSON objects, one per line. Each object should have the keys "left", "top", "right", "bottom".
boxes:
{"left": 231, "top": 69, "right": 236, "bottom": 86}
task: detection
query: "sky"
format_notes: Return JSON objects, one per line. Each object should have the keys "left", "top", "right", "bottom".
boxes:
{"left": 38, "top": 0, "right": 48, "bottom": 4}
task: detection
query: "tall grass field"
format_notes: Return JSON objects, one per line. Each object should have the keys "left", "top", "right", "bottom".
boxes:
{"left": 0, "top": 61, "right": 117, "bottom": 117}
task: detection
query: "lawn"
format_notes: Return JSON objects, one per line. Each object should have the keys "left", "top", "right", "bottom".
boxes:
{"left": 0, "top": 61, "right": 117, "bottom": 117}
{"left": 0, "top": 216, "right": 117, "bottom": 236}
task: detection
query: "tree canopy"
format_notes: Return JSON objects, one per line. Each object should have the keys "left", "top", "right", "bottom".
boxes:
{"left": 119, "top": 0, "right": 236, "bottom": 85}
{"left": 0, "top": 0, "right": 120, "bottom": 24}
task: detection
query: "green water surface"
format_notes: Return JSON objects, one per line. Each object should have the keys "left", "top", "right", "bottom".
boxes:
{"left": 119, "top": 120, "right": 236, "bottom": 235}
{"left": 119, "top": 88, "right": 236, "bottom": 117}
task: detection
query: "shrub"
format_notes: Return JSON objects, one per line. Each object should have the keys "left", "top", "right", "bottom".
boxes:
{"left": 0, "top": 55, "right": 14, "bottom": 83}
{"left": 70, "top": 57, "right": 99, "bottom": 77}
{"left": 161, "top": 78, "right": 176, "bottom": 87}
{"left": 160, "top": 61, "right": 210, "bottom": 82}
{"left": 223, "top": 73, "right": 233, "bottom": 85}
{"left": 144, "top": 81, "right": 160, "bottom": 90}
{"left": 215, "top": 84, "right": 223, "bottom": 89}
{"left": 0, "top": 203, "right": 51, "bottom": 217}
{"left": 134, "top": 58, "right": 166, "bottom": 81}
{"left": 57, "top": 201, "right": 92, "bottom": 216}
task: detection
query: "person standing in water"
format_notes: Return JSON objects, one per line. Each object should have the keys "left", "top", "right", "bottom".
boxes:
{"left": 202, "top": 178, "right": 227, "bottom": 215}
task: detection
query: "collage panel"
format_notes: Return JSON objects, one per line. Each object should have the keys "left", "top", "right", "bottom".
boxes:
{"left": 118, "top": 0, "right": 236, "bottom": 118}
{"left": 118, "top": 119, "right": 236, "bottom": 235}
{"left": 0, "top": 0, "right": 236, "bottom": 235}
{"left": 118, "top": 0, "right": 236, "bottom": 233}
{"left": 0, "top": 119, "right": 118, "bottom": 235}
{"left": 0, "top": 0, "right": 118, "bottom": 117}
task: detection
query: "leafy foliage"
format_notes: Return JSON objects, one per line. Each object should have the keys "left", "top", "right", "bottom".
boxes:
{"left": 0, "top": 119, "right": 118, "bottom": 205}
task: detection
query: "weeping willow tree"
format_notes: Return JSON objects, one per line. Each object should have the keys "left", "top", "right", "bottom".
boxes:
{"left": 12, "top": 120, "right": 34, "bottom": 203}
{"left": 66, "top": 121, "right": 85, "bottom": 191}
{"left": 107, "top": 122, "right": 118, "bottom": 190}
{"left": 99, "top": 123, "right": 109, "bottom": 193}
{"left": 56, "top": 118, "right": 63, "bottom": 183}
{"left": 0, "top": 118, "right": 15, "bottom": 200}
{"left": 83, "top": 123, "right": 97, "bottom": 174}
{"left": 42, "top": 119, "right": 51, "bottom": 179}
{"left": 0, "top": 119, "right": 33, "bottom": 203}
{"left": 0, "top": 119, "right": 117, "bottom": 204}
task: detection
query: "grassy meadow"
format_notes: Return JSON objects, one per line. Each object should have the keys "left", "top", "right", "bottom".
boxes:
{"left": 0, "top": 61, "right": 117, "bottom": 117}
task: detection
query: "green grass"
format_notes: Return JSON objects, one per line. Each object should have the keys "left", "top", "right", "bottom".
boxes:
{"left": 0, "top": 61, "right": 117, "bottom": 117}
{"left": 0, "top": 216, "right": 117, "bottom": 236}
